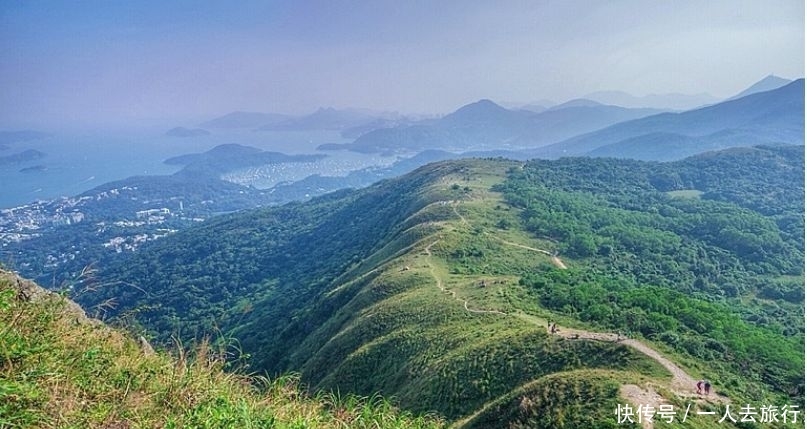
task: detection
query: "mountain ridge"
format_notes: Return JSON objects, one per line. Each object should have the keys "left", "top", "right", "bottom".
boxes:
{"left": 583, "top": 90, "right": 719, "bottom": 110}
{"left": 533, "top": 78, "right": 804, "bottom": 160}
{"left": 199, "top": 111, "right": 292, "bottom": 129}
{"left": 339, "top": 99, "right": 664, "bottom": 154}
{"left": 72, "top": 147, "right": 803, "bottom": 426}
{"left": 728, "top": 75, "right": 792, "bottom": 100}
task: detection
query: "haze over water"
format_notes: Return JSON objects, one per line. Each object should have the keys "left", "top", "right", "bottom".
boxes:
{"left": 0, "top": 1, "right": 802, "bottom": 208}
{"left": 0, "top": 130, "right": 356, "bottom": 208}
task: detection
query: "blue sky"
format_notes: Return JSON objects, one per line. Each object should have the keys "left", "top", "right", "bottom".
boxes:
{"left": 0, "top": 0, "right": 803, "bottom": 128}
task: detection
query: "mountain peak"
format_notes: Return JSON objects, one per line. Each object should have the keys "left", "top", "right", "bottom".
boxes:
{"left": 549, "top": 98, "right": 605, "bottom": 110}
{"left": 729, "top": 75, "right": 792, "bottom": 100}
{"left": 445, "top": 99, "right": 512, "bottom": 122}
{"left": 199, "top": 111, "right": 291, "bottom": 129}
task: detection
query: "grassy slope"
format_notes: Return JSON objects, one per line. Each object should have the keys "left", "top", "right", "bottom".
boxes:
{"left": 68, "top": 154, "right": 802, "bottom": 428}
{"left": 0, "top": 270, "right": 443, "bottom": 429}
{"left": 235, "top": 160, "right": 746, "bottom": 428}
{"left": 236, "top": 158, "right": 801, "bottom": 428}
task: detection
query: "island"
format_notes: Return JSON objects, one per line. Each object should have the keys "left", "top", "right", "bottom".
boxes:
{"left": 0, "top": 149, "right": 46, "bottom": 165}
{"left": 19, "top": 164, "right": 47, "bottom": 173}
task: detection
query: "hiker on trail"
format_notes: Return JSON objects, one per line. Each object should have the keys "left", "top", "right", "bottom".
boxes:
{"left": 704, "top": 380, "right": 711, "bottom": 395}
{"left": 550, "top": 323, "right": 557, "bottom": 334}
{"left": 696, "top": 380, "right": 704, "bottom": 395}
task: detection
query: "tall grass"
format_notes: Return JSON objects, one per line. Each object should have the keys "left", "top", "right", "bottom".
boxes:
{"left": 0, "top": 274, "right": 443, "bottom": 428}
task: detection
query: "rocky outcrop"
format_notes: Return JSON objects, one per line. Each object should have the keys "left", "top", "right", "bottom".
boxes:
{"left": 0, "top": 268, "right": 160, "bottom": 355}
{"left": 0, "top": 268, "right": 97, "bottom": 325}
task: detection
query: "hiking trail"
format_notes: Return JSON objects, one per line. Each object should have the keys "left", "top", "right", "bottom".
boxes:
{"left": 439, "top": 199, "right": 727, "bottom": 428}
{"left": 423, "top": 240, "right": 506, "bottom": 316}
{"left": 452, "top": 202, "right": 567, "bottom": 269}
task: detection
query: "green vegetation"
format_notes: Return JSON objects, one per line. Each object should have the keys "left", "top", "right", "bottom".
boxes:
{"left": 666, "top": 189, "right": 703, "bottom": 199}
{"left": 462, "top": 370, "right": 625, "bottom": 429}
{"left": 495, "top": 146, "right": 804, "bottom": 403}
{"left": 61, "top": 148, "right": 803, "bottom": 426}
{"left": 0, "top": 271, "right": 443, "bottom": 428}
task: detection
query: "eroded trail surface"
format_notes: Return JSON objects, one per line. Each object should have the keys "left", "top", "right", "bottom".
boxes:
{"left": 425, "top": 233, "right": 714, "bottom": 410}
{"left": 452, "top": 202, "right": 568, "bottom": 269}
{"left": 549, "top": 327, "right": 697, "bottom": 393}
{"left": 424, "top": 240, "right": 506, "bottom": 316}
{"left": 494, "top": 237, "right": 568, "bottom": 269}
{"left": 547, "top": 324, "right": 729, "bottom": 429}
{"left": 436, "top": 200, "right": 726, "bottom": 428}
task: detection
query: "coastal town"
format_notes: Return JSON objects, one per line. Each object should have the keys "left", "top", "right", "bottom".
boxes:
{"left": 0, "top": 185, "right": 204, "bottom": 274}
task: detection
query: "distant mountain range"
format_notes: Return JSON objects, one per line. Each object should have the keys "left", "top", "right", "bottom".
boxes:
{"left": 531, "top": 79, "right": 804, "bottom": 161}
{"left": 515, "top": 99, "right": 557, "bottom": 113}
{"left": 258, "top": 107, "right": 381, "bottom": 132}
{"left": 339, "top": 117, "right": 419, "bottom": 139}
{"left": 195, "top": 75, "right": 802, "bottom": 163}
{"left": 199, "top": 111, "right": 292, "bottom": 129}
{"left": 327, "top": 99, "right": 665, "bottom": 155}
{"left": 726, "top": 75, "right": 792, "bottom": 101}
{"left": 165, "top": 126, "right": 210, "bottom": 137}
{"left": 200, "top": 107, "right": 408, "bottom": 134}
{"left": 583, "top": 90, "right": 720, "bottom": 110}
{"left": 582, "top": 75, "right": 792, "bottom": 111}
{"left": 514, "top": 102, "right": 666, "bottom": 147}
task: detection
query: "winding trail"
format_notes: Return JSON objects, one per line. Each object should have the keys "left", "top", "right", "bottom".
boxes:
{"left": 439, "top": 200, "right": 728, "bottom": 428}
{"left": 541, "top": 325, "right": 696, "bottom": 394}
{"left": 452, "top": 202, "right": 567, "bottom": 269}
{"left": 452, "top": 204, "right": 470, "bottom": 227}
{"left": 423, "top": 240, "right": 506, "bottom": 316}
{"left": 426, "top": 232, "right": 724, "bottom": 429}
{"left": 425, "top": 234, "right": 709, "bottom": 401}
{"left": 494, "top": 237, "right": 568, "bottom": 269}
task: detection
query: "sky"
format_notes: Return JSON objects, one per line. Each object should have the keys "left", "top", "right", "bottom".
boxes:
{"left": 0, "top": 0, "right": 804, "bottom": 129}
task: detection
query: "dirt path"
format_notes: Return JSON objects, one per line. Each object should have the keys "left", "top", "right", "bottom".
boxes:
{"left": 494, "top": 237, "right": 568, "bottom": 269}
{"left": 424, "top": 234, "right": 722, "bottom": 429}
{"left": 424, "top": 240, "right": 506, "bottom": 316}
{"left": 440, "top": 200, "right": 723, "bottom": 427}
{"left": 450, "top": 201, "right": 702, "bottom": 398}
{"left": 451, "top": 202, "right": 567, "bottom": 269}
{"left": 546, "top": 323, "right": 728, "bottom": 429}
{"left": 544, "top": 325, "right": 695, "bottom": 393}
{"left": 426, "top": 234, "right": 697, "bottom": 396}
{"left": 452, "top": 204, "right": 469, "bottom": 226}
{"left": 619, "top": 385, "right": 661, "bottom": 429}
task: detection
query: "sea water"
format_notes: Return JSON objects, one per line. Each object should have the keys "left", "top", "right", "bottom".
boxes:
{"left": 0, "top": 128, "right": 385, "bottom": 209}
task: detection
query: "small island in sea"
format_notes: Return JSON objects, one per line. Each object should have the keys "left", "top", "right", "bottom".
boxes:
{"left": 0, "top": 149, "right": 46, "bottom": 166}
{"left": 19, "top": 164, "right": 47, "bottom": 173}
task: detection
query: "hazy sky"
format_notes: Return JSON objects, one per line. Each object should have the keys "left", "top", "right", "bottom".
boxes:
{"left": 1, "top": 0, "right": 804, "bottom": 128}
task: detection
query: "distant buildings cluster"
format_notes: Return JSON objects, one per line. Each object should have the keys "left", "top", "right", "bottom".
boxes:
{"left": 135, "top": 208, "right": 170, "bottom": 219}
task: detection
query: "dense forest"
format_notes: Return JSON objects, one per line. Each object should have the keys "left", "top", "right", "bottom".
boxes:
{"left": 495, "top": 145, "right": 804, "bottom": 399}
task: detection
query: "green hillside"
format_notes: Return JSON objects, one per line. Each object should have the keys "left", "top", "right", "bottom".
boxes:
{"left": 77, "top": 147, "right": 803, "bottom": 427}
{"left": 0, "top": 270, "right": 442, "bottom": 428}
